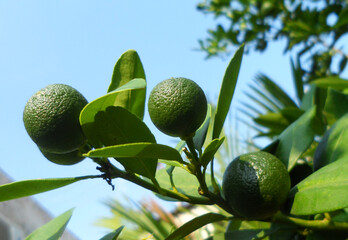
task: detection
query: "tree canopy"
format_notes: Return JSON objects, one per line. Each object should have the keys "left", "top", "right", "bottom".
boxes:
{"left": 197, "top": 0, "right": 348, "bottom": 81}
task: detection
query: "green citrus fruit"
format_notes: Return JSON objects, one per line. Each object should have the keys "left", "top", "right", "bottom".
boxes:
{"left": 23, "top": 84, "right": 88, "bottom": 154}
{"left": 222, "top": 151, "right": 291, "bottom": 219}
{"left": 148, "top": 77, "right": 207, "bottom": 139}
{"left": 40, "top": 149, "right": 84, "bottom": 165}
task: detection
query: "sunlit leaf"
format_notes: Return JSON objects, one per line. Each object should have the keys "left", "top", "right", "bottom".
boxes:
{"left": 323, "top": 88, "right": 348, "bottom": 125}
{"left": 25, "top": 208, "right": 74, "bottom": 240}
{"left": 85, "top": 142, "right": 184, "bottom": 164}
{"left": 155, "top": 167, "right": 210, "bottom": 201}
{"left": 275, "top": 106, "right": 316, "bottom": 171}
{"left": 201, "top": 137, "right": 225, "bottom": 168}
{"left": 290, "top": 157, "right": 348, "bottom": 215}
{"left": 311, "top": 76, "right": 348, "bottom": 90}
{"left": 80, "top": 79, "right": 146, "bottom": 147}
{"left": 313, "top": 112, "right": 348, "bottom": 171}
{"left": 108, "top": 49, "right": 146, "bottom": 119}
{"left": 165, "top": 213, "right": 228, "bottom": 240}
{"left": 254, "top": 73, "right": 298, "bottom": 108}
{"left": 291, "top": 58, "right": 304, "bottom": 103}
{"left": 194, "top": 104, "right": 212, "bottom": 150}
{"left": 0, "top": 175, "right": 99, "bottom": 202}
{"left": 99, "top": 226, "right": 125, "bottom": 240}
{"left": 213, "top": 44, "right": 244, "bottom": 139}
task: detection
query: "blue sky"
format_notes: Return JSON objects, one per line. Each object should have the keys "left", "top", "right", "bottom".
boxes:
{"left": 0, "top": 1, "right": 294, "bottom": 239}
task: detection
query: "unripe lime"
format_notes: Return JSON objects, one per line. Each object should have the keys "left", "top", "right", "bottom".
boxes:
{"left": 222, "top": 151, "right": 291, "bottom": 219}
{"left": 39, "top": 145, "right": 88, "bottom": 165}
{"left": 23, "top": 84, "right": 88, "bottom": 153}
{"left": 148, "top": 77, "right": 207, "bottom": 139}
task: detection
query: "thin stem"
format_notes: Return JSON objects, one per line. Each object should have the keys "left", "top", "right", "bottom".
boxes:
{"left": 273, "top": 212, "right": 348, "bottom": 231}
{"left": 185, "top": 137, "right": 238, "bottom": 216}
{"left": 105, "top": 161, "right": 213, "bottom": 205}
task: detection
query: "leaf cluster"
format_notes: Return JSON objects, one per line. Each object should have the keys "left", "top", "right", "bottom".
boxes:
{"left": 197, "top": 0, "right": 348, "bottom": 81}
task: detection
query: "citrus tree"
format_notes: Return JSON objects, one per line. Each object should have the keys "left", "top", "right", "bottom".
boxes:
{"left": 1, "top": 47, "right": 348, "bottom": 239}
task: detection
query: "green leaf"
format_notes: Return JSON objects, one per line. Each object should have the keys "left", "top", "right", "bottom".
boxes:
{"left": 254, "top": 112, "right": 290, "bottom": 131}
{"left": 213, "top": 44, "right": 244, "bottom": 139}
{"left": 205, "top": 230, "right": 266, "bottom": 240}
{"left": 25, "top": 208, "right": 74, "bottom": 240}
{"left": 84, "top": 105, "right": 155, "bottom": 150}
{"left": 193, "top": 104, "right": 212, "bottom": 150}
{"left": 99, "top": 226, "right": 125, "bottom": 240}
{"left": 165, "top": 213, "right": 228, "bottom": 240}
{"left": 201, "top": 137, "right": 225, "bottom": 168}
{"left": 80, "top": 79, "right": 146, "bottom": 147}
{"left": 0, "top": 175, "right": 98, "bottom": 202}
{"left": 290, "top": 157, "right": 348, "bottom": 215}
{"left": 274, "top": 106, "right": 316, "bottom": 171}
{"left": 86, "top": 142, "right": 184, "bottom": 164}
{"left": 254, "top": 73, "right": 298, "bottom": 108}
{"left": 155, "top": 167, "right": 209, "bottom": 201}
{"left": 313, "top": 112, "right": 348, "bottom": 171}
{"left": 323, "top": 88, "right": 348, "bottom": 125}
{"left": 311, "top": 77, "right": 348, "bottom": 90}
{"left": 290, "top": 58, "right": 304, "bottom": 102}
{"left": 89, "top": 107, "right": 157, "bottom": 178}
{"left": 108, "top": 49, "right": 146, "bottom": 119}
{"left": 300, "top": 85, "right": 316, "bottom": 111}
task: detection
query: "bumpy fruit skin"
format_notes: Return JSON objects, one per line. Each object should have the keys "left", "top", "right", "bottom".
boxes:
{"left": 23, "top": 84, "right": 88, "bottom": 154}
{"left": 148, "top": 77, "right": 207, "bottom": 139}
{"left": 39, "top": 147, "right": 86, "bottom": 165}
{"left": 222, "top": 151, "right": 291, "bottom": 220}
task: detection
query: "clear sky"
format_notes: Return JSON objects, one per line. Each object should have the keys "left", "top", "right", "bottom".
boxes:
{"left": 0, "top": 1, "right": 294, "bottom": 239}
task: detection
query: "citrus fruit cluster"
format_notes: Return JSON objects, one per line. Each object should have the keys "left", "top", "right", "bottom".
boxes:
{"left": 148, "top": 77, "right": 207, "bottom": 139}
{"left": 222, "top": 151, "right": 291, "bottom": 219}
{"left": 23, "top": 84, "right": 89, "bottom": 165}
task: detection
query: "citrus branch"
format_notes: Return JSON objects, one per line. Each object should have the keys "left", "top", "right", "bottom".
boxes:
{"left": 273, "top": 212, "right": 348, "bottom": 231}
{"left": 94, "top": 157, "right": 213, "bottom": 205}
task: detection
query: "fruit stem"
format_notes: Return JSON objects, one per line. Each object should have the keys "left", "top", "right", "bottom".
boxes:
{"left": 185, "top": 137, "right": 238, "bottom": 215}
{"left": 273, "top": 212, "right": 348, "bottom": 231}
{"left": 185, "top": 137, "right": 200, "bottom": 165}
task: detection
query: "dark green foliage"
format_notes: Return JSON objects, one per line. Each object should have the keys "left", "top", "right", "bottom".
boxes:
{"left": 197, "top": 0, "right": 348, "bottom": 81}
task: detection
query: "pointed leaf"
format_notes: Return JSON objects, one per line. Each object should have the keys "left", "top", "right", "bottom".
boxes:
{"left": 323, "top": 88, "right": 348, "bottom": 125}
{"left": 80, "top": 79, "right": 146, "bottom": 147}
{"left": 99, "top": 226, "right": 125, "bottom": 240}
{"left": 311, "top": 77, "right": 348, "bottom": 90}
{"left": 254, "top": 73, "right": 298, "bottom": 108}
{"left": 25, "top": 208, "right": 74, "bottom": 240}
{"left": 0, "top": 175, "right": 99, "bottom": 202}
{"left": 201, "top": 137, "right": 225, "bottom": 168}
{"left": 108, "top": 49, "right": 146, "bottom": 119}
{"left": 290, "top": 157, "right": 348, "bottom": 215}
{"left": 275, "top": 106, "right": 316, "bottom": 171}
{"left": 155, "top": 167, "right": 210, "bottom": 200}
{"left": 88, "top": 106, "right": 157, "bottom": 178}
{"left": 193, "top": 104, "right": 212, "bottom": 150}
{"left": 213, "top": 44, "right": 244, "bottom": 139}
{"left": 93, "top": 106, "right": 155, "bottom": 146}
{"left": 86, "top": 142, "right": 184, "bottom": 164}
{"left": 248, "top": 84, "right": 281, "bottom": 112}
{"left": 290, "top": 58, "right": 304, "bottom": 102}
{"left": 313, "top": 112, "right": 348, "bottom": 171}
{"left": 254, "top": 112, "right": 290, "bottom": 131}
{"left": 165, "top": 213, "right": 228, "bottom": 240}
